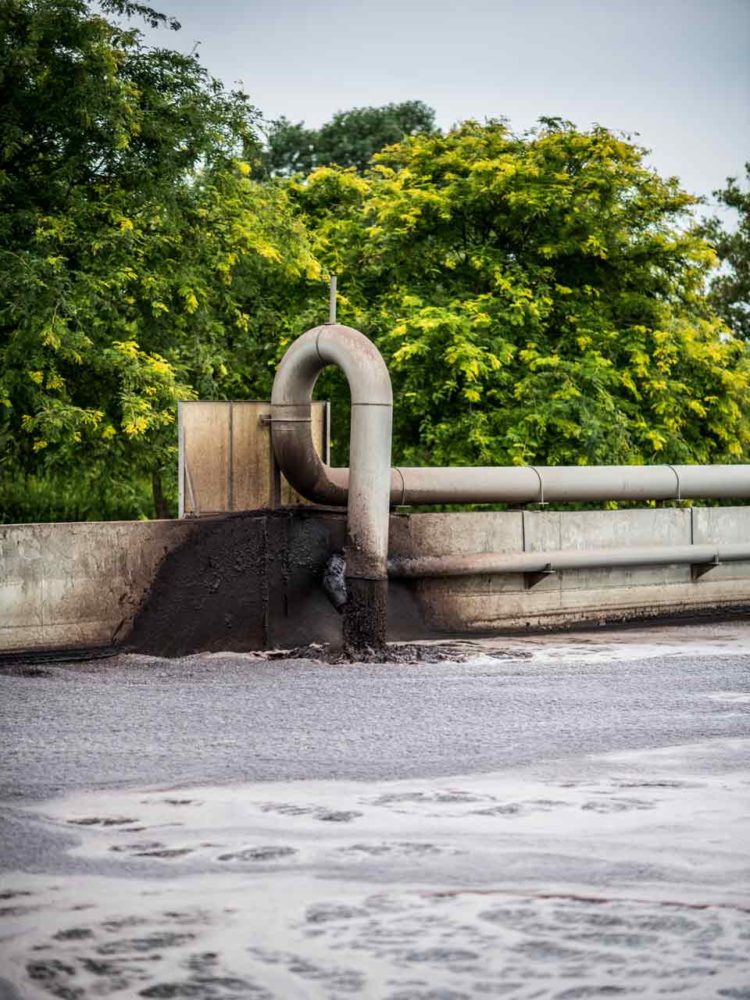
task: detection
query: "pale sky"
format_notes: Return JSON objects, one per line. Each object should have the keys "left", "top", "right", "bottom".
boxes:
{"left": 142, "top": 0, "right": 749, "bottom": 208}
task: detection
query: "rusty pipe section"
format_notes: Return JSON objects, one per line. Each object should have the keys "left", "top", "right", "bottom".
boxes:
{"left": 271, "top": 324, "right": 393, "bottom": 653}
{"left": 389, "top": 543, "right": 750, "bottom": 579}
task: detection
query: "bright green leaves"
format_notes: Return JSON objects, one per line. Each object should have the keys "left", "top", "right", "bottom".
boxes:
{"left": 0, "top": 0, "right": 315, "bottom": 520}
{"left": 702, "top": 165, "right": 750, "bottom": 342}
{"left": 2, "top": 3, "right": 748, "bottom": 523}
{"left": 107, "top": 340, "right": 193, "bottom": 443}
{"left": 289, "top": 120, "right": 750, "bottom": 471}
{"left": 264, "top": 101, "right": 437, "bottom": 177}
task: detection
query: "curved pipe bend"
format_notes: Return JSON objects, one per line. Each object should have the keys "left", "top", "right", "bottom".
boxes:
{"left": 271, "top": 324, "right": 393, "bottom": 580}
{"left": 272, "top": 327, "right": 750, "bottom": 510}
{"left": 271, "top": 320, "right": 750, "bottom": 505}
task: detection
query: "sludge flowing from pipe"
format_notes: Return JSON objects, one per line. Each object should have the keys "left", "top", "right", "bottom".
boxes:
{"left": 271, "top": 324, "right": 750, "bottom": 654}
{"left": 271, "top": 324, "right": 393, "bottom": 655}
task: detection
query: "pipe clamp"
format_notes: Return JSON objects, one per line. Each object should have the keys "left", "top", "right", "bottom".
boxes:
{"left": 665, "top": 464, "right": 681, "bottom": 501}
{"left": 529, "top": 466, "right": 547, "bottom": 506}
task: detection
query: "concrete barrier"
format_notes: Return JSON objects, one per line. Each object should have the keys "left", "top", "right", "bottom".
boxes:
{"left": 402, "top": 507, "right": 750, "bottom": 632}
{"left": 1, "top": 506, "right": 749, "bottom": 656}
{"left": 0, "top": 519, "right": 197, "bottom": 652}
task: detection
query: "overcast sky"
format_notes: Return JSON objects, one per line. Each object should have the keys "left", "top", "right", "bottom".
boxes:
{"left": 143, "top": 0, "right": 749, "bottom": 207}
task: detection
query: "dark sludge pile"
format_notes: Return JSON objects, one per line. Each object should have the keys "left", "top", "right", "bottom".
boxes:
{"left": 266, "top": 640, "right": 514, "bottom": 664}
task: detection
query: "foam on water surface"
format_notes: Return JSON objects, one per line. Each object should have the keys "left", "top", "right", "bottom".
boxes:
{"left": 2, "top": 736, "right": 749, "bottom": 999}
{"left": 1, "top": 623, "right": 749, "bottom": 998}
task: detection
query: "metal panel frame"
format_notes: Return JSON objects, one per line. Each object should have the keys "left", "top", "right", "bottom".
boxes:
{"left": 178, "top": 400, "right": 330, "bottom": 517}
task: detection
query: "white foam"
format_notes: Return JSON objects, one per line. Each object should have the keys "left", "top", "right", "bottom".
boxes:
{"left": 3, "top": 738, "right": 749, "bottom": 998}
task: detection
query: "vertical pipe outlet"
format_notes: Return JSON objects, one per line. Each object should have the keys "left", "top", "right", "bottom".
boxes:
{"left": 271, "top": 324, "right": 393, "bottom": 655}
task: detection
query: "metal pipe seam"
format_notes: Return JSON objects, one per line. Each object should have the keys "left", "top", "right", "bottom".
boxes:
{"left": 529, "top": 466, "right": 545, "bottom": 504}
{"left": 388, "top": 543, "right": 750, "bottom": 579}
{"left": 666, "top": 464, "right": 681, "bottom": 501}
{"left": 266, "top": 448, "right": 750, "bottom": 506}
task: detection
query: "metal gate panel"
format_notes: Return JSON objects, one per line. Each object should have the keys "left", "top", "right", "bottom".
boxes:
{"left": 178, "top": 400, "right": 329, "bottom": 516}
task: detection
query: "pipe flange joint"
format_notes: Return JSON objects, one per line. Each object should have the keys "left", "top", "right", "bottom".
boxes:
{"left": 529, "top": 466, "right": 546, "bottom": 506}
{"left": 665, "top": 464, "right": 681, "bottom": 501}
{"left": 394, "top": 468, "right": 407, "bottom": 507}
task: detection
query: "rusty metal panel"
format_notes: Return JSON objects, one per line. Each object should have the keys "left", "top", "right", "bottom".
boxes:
{"left": 178, "top": 402, "right": 231, "bottom": 516}
{"left": 179, "top": 401, "right": 329, "bottom": 516}
{"left": 231, "top": 401, "right": 276, "bottom": 512}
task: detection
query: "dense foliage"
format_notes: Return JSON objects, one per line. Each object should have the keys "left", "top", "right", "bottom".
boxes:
{"left": 0, "top": 0, "right": 318, "bottom": 519}
{"left": 702, "top": 165, "right": 750, "bottom": 342}
{"left": 289, "top": 122, "right": 749, "bottom": 468}
{"left": 1, "top": 2, "right": 747, "bottom": 522}
{"left": 264, "top": 101, "right": 437, "bottom": 176}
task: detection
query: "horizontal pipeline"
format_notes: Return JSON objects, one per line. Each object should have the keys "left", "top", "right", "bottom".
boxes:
{"left": 270, "top": 449, "right": 750, "bottom": 506}
{"left": 388, "top": 543, "right": 750, "bottom": 579}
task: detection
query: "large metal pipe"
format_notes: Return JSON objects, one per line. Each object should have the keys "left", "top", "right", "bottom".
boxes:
{"left": 272, "top": 328, "right": 750, "bottom": 506}
{"left": 271, "top": 324, "right": 393, "bottom": 654}
{"left": 270, "top": 386, "right": 750, "bottom": 507}
{"left": 277, "top": 462, "right": 750, "bottom": 505}
{"left": 272, "top": 324, "right": 750, "bottom": 652}
{"left": 389, "top": 543, "right": 750, "bottom": 580}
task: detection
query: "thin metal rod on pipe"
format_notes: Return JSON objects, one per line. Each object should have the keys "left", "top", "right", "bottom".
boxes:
{"left": 328, "top": 275, "right": 337, "bottom": 325}
{"left": 389, "top": 544, "right": 750, "bottom": 579}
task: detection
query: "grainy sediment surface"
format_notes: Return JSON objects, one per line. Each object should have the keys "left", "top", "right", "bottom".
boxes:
{"left": 1, "top": 623, "right": 748, "bottom": 999}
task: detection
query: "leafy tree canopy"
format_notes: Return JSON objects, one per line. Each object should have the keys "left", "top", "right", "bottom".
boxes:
{"left": 0, "top": 0, "right": 319, "bottom": 519}
{"left": 702, "top": 165, "right": 750, "bottom": 342}
{"left": 2, "top": 2, "right": 747, "bottom": 524}
{"left": 264, "top": 100, "right": 437, "bottom": 176}
{"left": 287, "top": 120, "right": 750, "bottom": 468}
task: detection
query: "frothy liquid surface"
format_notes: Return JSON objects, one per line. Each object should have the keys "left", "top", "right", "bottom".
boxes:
{"left": 1, "top": 623, "right": 749, "bottom": 998}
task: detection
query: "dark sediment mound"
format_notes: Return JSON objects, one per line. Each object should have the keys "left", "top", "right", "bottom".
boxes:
{"left": 275, "top": 641, "right": 514, "bottom": 664}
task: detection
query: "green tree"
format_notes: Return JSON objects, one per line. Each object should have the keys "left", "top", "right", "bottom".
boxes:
{"left": 265, "top": 100, "right": 437, "bottom": 176}
{"left": 702, "top": 165, "right": 750, "bottom": 342}
{"left": 0, "top": 0, "right": 319, "bottom": 521}
{"left": 287, "top": 120, "right": 750, "bottom": 468}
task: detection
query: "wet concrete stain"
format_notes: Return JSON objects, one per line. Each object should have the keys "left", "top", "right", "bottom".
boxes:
{"left": 343, "top": 576, "right": 389, "bottom": 657}
{"left": 124, "top": 509, "right": 428, "bottom": 657}
{"left": 126, "top": 509, "right": 347, "bottom": 656}
{"left": 126, "top": 512, "right": 270, "bottom": 656}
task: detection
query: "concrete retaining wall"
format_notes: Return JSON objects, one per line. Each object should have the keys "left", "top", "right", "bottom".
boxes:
{"left": 0, "top": 520, "right": 197, "bottom": 652}
{"left": 1, "top": 506, "right": 749, "bottom": 656}
{"left": 404, "top": 507, "right": 750, "bottom": 632}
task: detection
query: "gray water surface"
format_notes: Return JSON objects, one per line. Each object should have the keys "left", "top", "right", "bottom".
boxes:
{"left": 1, "top": 629, "right": 749, "bottom": 999}
{"left": 1, "top": 644, "right": 749, "bottom": 803}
